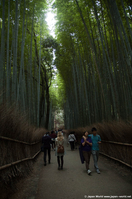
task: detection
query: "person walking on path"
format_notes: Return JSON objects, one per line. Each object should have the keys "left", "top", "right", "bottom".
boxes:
{"left": 89, "top": 127, "right": 101, "bottom": 174}
{"left": 68, "top": 131, "right": 76, "bottom": 150}
{"left": 42, "top": 132, "right": 51, "bottom": 166}
{"left": 55, "top": 131, "right": 65, "bottom": 170}
{"left": 82, "top": 131, "right": 92, "bottom": 175}
{"left": 50, "top": 130, "right": 56, "bottom": 151}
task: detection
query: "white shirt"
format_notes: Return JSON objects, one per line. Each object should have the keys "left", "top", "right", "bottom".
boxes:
{"left": 68, "top": 134, "right": 76, "bottom": 142}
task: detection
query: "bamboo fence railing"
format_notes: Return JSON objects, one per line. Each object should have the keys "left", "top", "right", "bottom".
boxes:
{"left": 0, "top": 136, "right": 132, "bottom": 171}
{"left": 0, "top": 136, "right": 40, "bottom": 145}
{"left": 100, "top": 140, "right": 132, "bottom": 169}
{"left": 0, "top": 136, "right": 41, "bottom": 170}
{"left": 0, "top": 134, "right": 43, "bottom": 199}
{"left": 0, "top": 150, "right": 41, "bottom": 171}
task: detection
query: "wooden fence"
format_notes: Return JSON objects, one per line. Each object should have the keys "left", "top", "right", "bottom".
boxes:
{"left": 0, "top": 136, "right": 132, "bottom": 182}
{"left": 0, "top": 134, "right": 42, "bottom": 199}
{"left": 0, "top": 136, "right": 41, "bottom": 170}
{"left": 100, "top": 140, "right": 132, "bottom": 169}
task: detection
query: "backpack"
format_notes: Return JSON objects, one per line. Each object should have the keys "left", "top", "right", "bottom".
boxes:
{"left": 57, "top": 144, "right": 64, "bottom": 153}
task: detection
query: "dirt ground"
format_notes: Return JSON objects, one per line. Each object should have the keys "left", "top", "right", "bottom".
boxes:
{"left": 9, "top": 142, "right": 132, "bottom": 199}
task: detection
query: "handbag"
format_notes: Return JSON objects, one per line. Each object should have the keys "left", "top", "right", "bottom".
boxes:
{"left": 57, "top": 144, "right": 64, "bottom": 153}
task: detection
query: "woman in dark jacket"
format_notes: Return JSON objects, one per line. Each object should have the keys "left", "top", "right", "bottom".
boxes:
{"left": 81, "top": 131, "right": 92, "bottom": 175}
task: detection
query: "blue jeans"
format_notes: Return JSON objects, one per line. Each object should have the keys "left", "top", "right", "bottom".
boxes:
{"left": 92, "top": 150, "right": 99, "bottom": 170}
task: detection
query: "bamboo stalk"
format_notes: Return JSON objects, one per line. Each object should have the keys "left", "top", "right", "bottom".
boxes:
{"left": 6, "top": 0, "right": 10, "bottom": 102}
{"left": 0, "top": 0, "right": 5, "bottom": 103}
{"left": 0, "top": 150, "right": 41, "bottom": 171}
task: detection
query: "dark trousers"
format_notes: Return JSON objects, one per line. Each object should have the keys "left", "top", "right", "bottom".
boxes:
{"left": 51, "top": 140, "right": 55, "bottom": 149}
{"left": 44, "top": 147, "right": 51, "bottom": 164}
{"left": 57, "top": 156, "right": 63, "bottom": 168}
{"left": 70, "top": 141, "right": 75, "bottom": 150}
{"left": 83, "top": 151, "right": 91, "bottom": 170}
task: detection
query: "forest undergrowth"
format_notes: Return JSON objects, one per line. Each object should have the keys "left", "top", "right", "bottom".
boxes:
{"left": 67, "top": 120, "right": 132, "bottom": 144}
{"left": 0, "top": 104, "right": 47, "bottom": 199}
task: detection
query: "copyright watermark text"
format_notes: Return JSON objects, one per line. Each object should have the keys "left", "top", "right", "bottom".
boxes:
{"left": 84, "top": 196, "right": 131, "bottom": 199}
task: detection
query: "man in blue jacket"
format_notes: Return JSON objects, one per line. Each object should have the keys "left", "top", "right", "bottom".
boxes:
{"left": 42, "top": 132, "right": 51, "bottom": 166}
{"left": 89, "top": 127, "right": 101, "bottom": 174}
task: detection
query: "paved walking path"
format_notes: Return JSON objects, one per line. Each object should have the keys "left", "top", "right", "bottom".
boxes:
{"left": 11, "top": 142, "right": 132, "bottom": 199}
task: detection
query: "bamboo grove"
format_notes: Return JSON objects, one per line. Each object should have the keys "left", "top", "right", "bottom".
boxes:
{"left": 0, "top": 0, "right": 57, "bottom": 129}
{"left": 54, "top": 0, "right": 132, "bottom": 129}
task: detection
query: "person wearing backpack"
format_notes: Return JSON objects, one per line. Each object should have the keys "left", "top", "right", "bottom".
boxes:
{"left": 55, "top": 130, "right": 65, "bottom": 170}
{"left": 89, "top": 127, "right": 101, "bottom": 174}
{"left": 68, "top": 131, "right": 76, "bottom": 150}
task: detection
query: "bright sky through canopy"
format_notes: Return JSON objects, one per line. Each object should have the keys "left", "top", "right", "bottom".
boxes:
{"left": 45, "top": 1, "right": 57, "bottom": 76}
{"left": 46, "top": 1, "right": 56, "bottom": 38}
